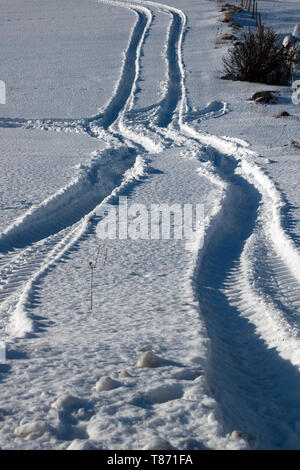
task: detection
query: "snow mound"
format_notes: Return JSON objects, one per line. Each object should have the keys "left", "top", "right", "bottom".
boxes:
{"left": 14, "top": 421, "right": 51, "bottom": 439}
{"left": 95, "top": 376, "right": 121, "bottom": 392}
{"left": 118, "top": 369, "right": 133, "bottom": 379}
{"left": 51, "top": 394, "right": 90, "bottom": 412}
{"left": 136, "top": 350, "right": 161, "bottom": 368}
{"left": 283, "top": 34, "right": 296, "bottom": 47}
{"left": 293, "top": 24, "right": 300, "bottom": 40}
{"left": 230, "top": 430, "right": 247, "bottom": 441}
{"left": 143, "top": 437, "right": 175, "bottom": 450}
{"left": 145, "top": 383, "right": 183, "bottom": 404}
{"left": 67, "top": 439, "right": 97, "bottom": 450}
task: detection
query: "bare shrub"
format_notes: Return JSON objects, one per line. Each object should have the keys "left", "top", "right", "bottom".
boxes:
{"left": 291, "top": 140, "right": 300, "bottom": 149}
{"left": 222, "top": 25, "right": 297, "bottom": 85}
{"left": 221, "top": 12, "right": 232, "bottom": 23}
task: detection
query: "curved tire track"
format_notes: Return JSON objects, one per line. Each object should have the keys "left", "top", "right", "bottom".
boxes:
{"left": 0, "top": 0, "right": 153, "bottom": 339}
{"left": 196, "top": 152, "right": 300, "bottom": 449}
{"left": 87, "top": 2, "right": 152, "bottom": 131}
{"left": 144, "top": 0, "right": 300, "bottom": 448}
{"left": 155, "top": 10, "right": 182, "bottom": 127}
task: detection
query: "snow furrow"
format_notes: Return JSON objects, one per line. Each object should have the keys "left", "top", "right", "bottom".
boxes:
{"left": 155, "top": 10, "right": 182, "bottom": 127}
{"left": 134, "top": 0, "right": 188, "bottom": 128}
{"left": 156, "top": 0, "right": 300, "bottom": 370}
{"left": 0, "top": 151, "right": 147, "bottom": 339}
{"left": 181, "top": 101, "right": 300, "bottom": 449}
{"left": 194, "top": 153, "right": 300, "bottom": 449}
{"left": 91, "top": 5, "right": 151, "bottom": 130}
{"left": 0, "top": 1, "right": 154, "bottom": 338}
{"left": 141, "top": 0, "right": 300, "bottom": 448}
{"left": 0, "top": 146, "right": 137, "bottom": 252}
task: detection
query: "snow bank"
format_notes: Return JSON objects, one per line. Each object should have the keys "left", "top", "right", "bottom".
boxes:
{"left": 67, "top": 439, "right": 97, "bottom": 450}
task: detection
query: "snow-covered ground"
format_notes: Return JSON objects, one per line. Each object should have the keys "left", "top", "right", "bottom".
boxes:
{"left": 1, "top": 0, "right": 300, "bottom": 450}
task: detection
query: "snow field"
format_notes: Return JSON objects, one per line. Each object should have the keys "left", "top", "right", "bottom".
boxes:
{"left": 1, "top": 0, "right": 300, "bottom": 450}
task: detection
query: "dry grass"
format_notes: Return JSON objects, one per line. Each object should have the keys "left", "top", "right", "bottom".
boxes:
{"left": 220, "top": 2, "right": 243, "bottom": 25}
{"left": 221, "top": 4, "right": 243, "bottom": 13}
{"left": 221, "top": 12, "right": 233, "bottom": 23}
{"left": 291, "top": 140, "right": 300, "bottom": 149}
{"left": 222, "top": 33, "right": 237, "bottom": 41}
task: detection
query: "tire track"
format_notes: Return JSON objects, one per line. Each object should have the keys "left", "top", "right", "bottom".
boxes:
{"left": 4, "top": 0, "right": 300, "bottom": 449}
{"left": 155, "top": 10, "right": 182, "bottom": 127}
{"left": 182, "top": 127, "right": 300, "bottom": 447}
{"left": 87, "top": 2, "right": 152, "bottom": 131}
{"left": 0, "top": 1, "right": 153, "bottom": 339}
{"left": 143, "top": 0, "right": 300, "bottom": 448}
{"left": 0, "top": 146, "right": 137, "bottom": 252}
{"left": 196, "top": 152, "right": 300, "bottom": 449}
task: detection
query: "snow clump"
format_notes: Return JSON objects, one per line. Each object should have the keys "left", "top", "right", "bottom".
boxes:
{"left": 136, "top": 350, "right": 161, "bottom": 368}
{"left": 14, "top": 421, "right": 51, "bottom": 439}
{"left": 95, "top": 376, "right": 121, "bottom": 392}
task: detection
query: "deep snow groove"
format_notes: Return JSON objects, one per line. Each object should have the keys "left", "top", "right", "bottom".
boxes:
{"left": 0, "top": 0, "right": 154, "bottom": 338}
{"left": 0, "top": 145, "right": 137, "bottom": 338}
{"left": 0, "top": 146, "right": 137, "bottom": 252}
{"left": 180, "top": 119, "right": 300, "bottom": 447}
{"left": 196, "top": 152, "right": 300, "bottom": 449}
{"left": 155, "top": 10, "right": 182, "bottom": 127}
{"left": 144, "top": 0, "right": 300, "bottom": 447}
{"left": 0, "top": 150, "right": 147, "bottom": 339}
{"left": 89, "top": 7, "right": 149, "bottom": 130}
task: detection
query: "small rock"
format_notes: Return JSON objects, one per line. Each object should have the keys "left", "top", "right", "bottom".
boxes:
{"left": 274, "top": 110, "right": 290, "bottom": 118}
{"left": 221, "top": 12, "right": 232, "bottom": 23}
{"left": 221, "top": 33, "right": 237, "bottom": 41}
{"left": 291, "top": 140, "right": 300, "bottom": 149}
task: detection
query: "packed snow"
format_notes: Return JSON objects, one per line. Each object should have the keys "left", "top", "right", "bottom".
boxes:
{"left": 1, "top": 0, "right": 300, "bottom": 451}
